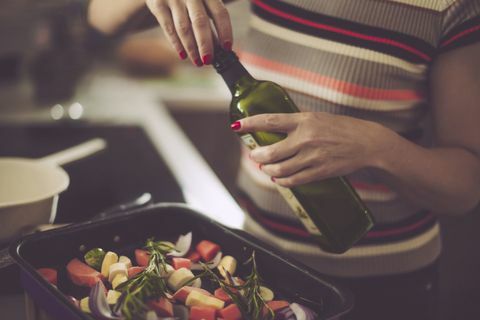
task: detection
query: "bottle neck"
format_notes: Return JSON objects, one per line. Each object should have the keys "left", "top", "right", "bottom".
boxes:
{"left": 219, "top": 61, "right": 254, "bottom": 95}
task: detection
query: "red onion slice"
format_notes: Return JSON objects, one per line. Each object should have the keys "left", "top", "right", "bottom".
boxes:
{"left": 167, "top": 232, "right": 192, "bottom": 257}
{"left": 290, "top": 303, "right": 317, "bottom": 320}
{"left": 190, "top": 251, "right": 222, "bottom": 270}
{"left": 89, "top": 281, "right": 123, "bottom": 319}
{"left": 277, "top": 306, "right": 296, "bottom": 320}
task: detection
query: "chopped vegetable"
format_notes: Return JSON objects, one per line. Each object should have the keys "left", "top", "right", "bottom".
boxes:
{"left": 186, "top": 251, "right": 201, "bottom": 263}
{"left": 135, "top": 249, "right": 149, "bottom": 267}
{"left": 37, "top": 268, "right": 57, "bottom": 286}
{"left": 147, "top": 297, "right": 174, "bottom": 317}
{"left": 84, "top": 248, "right": 106, "bottom": 271}
{"left": 259, "top": 286, "right": 274, "bottom": 302}
{"left": 185, "top": 290, "right": 225, "bottom": 310}
{"left": 167, "top": 268, "right": 195, "bottom": 291}
{"left": 214, "top": 288, "right": 233, "bottom": 303}
{"left": 127, "top": 266, "right": 145, "bottom": 278}
{"left": 218, "top": 304, "right": 243, "bottom": 320}
{"left": 167, "top": 232, "right": 192, "bottom": 257}
{"left": 218, "top": 255, "right": 237, "bottom": 279}
{"left": 67, "top": 258, "right": 103, "bottom": 288}
{"left": 106, "top": 290, "right": 122, "bottom": 305}
{"left": 89, "top": 281, "right": 122, "bottom": 319}
{"left": 101, "top": 251, "right": 119, "bottom": 278}
{"left": 108, "top": 262, "right": 128, "bottom": 282}
{"left": 172, "top": 286, "right": 213, "bottom": 303}
{"left": 172, "top": 258, "right": 192, "bottom": 270}
{"left": 189, "top": 306, "right": 216, "bottom": 320}
{"left": 80, "top": 297, "right": 91, "bottom": 313}
{"left": 112, "top": 274, "right": 128, "bottom": 290}
{"left": 290, "top": 303, "right": 318, "bottom": 320}
{"left": 191, "top": 251, "right": 223, "bottom": 271}
{"left": 119, "top": 255, "right": 132, "bottom": 268}
{"left": 196, "top": 240, "right": 221, "bottom": 261}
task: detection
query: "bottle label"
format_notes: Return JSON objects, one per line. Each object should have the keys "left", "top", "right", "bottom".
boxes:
{"left": 240, "top": 134, "right": 322, "bottom": 236}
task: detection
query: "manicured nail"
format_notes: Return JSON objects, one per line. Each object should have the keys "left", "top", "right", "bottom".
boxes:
{"left": 179, "top": 51, "right": 187, "bottom": 60}
{"left": 230, "top": 121, "right": 241, "bottom": 130}
{"left": 271, "top": 177, "right": 276, "bottom": 182}
{"left": 194, "top": 58, "right": 203, "bottom": 67}
{"left": 202, "top": 54, "right": 212, "bottom": 65}
{"left": 224, "top": 41, "right": 232, "bottom": 51}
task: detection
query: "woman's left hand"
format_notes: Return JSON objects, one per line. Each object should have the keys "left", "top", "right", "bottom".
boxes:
{"left": 233, "top": 112, "right": 394, "bottom": 187}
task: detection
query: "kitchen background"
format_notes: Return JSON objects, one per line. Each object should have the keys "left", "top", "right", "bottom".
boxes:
{"left": 0, "top": 0, "right": 479, "bottom": 319}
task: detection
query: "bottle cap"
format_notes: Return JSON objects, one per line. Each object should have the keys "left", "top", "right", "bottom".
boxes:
{"left": 212, "top": 45, "right": 239, "bottom": 74}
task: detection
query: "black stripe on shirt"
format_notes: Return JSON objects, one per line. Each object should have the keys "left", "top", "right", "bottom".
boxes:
{"left": 252, "top": 0, "right": 435, "bottom": 63}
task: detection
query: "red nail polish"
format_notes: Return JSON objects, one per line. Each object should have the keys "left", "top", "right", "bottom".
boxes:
{"left": 271, "top": 177, "right": 276, "bottom": 182}
{"left": 230, "top": 121, "right": 241, "bottom": 130}
{"left": 224, "top": 41, "right": 232, "bottom": 51}
{"left": 202, "top": 54, "right": 212, "bottom": 65}
{"left": 179, "top": 51, "right": 187, "bottom": 60}
{"left": 194, "top": 58, "right": 203, "bottom": 67}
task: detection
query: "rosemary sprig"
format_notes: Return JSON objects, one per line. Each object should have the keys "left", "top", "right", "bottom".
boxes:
{"left": 115, "top": 238, "right": 174, "bottom": 320}
{"left": 201, "top": 251, "right": 274, "bottom": 320}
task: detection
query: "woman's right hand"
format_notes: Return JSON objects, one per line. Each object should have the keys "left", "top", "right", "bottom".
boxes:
{"left": 146, "top": 0, "right": 233, "bottom": 66}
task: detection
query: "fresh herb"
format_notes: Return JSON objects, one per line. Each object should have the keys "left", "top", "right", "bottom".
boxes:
{"left": 202, "top": 251, "right": 274, "bottom": 320}
{"left": 115, "top": 238, "right": 174, "bottom": 320}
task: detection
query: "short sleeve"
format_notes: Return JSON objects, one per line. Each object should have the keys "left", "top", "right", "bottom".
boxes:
{"left": 438, "top": 0, "right": 480, "bottom": 53}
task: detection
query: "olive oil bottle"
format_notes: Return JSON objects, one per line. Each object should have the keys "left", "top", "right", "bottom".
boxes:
{"left": 213, "top": 47, "right": 374, "bottom": 254}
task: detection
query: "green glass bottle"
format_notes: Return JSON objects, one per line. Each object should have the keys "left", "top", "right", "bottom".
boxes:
{"left": 213, "top": 47, "right": 374, "bottom": 254}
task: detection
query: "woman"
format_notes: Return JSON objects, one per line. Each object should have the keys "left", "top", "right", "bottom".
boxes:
{"left": 88, "top": 1, "right": 480, "bottom": 318}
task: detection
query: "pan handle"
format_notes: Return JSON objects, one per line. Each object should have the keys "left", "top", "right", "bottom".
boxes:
{"left": 39, "top": 138, "right": 107, "bottom": 167}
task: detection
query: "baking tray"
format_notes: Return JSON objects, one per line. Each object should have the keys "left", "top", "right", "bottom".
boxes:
{"left": 10, "top": 203, "right": 354, "bottom": 319}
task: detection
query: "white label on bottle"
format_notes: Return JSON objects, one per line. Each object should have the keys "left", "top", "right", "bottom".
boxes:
{"left": 240, "top": 134, "right": 322, "bottom": 236}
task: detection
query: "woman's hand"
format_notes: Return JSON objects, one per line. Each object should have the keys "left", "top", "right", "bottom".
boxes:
{"left": 233, "top": 112, "right": 394, "bottom": 187}
{"left": 146, "top": 0, "right": 233, "bottom": 66}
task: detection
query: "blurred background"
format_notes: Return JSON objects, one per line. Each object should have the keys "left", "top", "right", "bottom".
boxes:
{"left": 0, "top": 1, "right": 479, "bottom": 319}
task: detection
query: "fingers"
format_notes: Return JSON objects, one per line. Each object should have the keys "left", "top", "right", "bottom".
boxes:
{"left": 251, "top": 138, "right": 299, "bottom": 164}
{"left": 146, "top": 0, "right": 187, "bottom": 60}
{"left": 186, "top": 0, "right": 213, "bottom": 64}
{"left": 146, "top": 0, "right": 232, "bottom": 67}
{"left": 272, "top": 166, "right": 335, "bottom": 188}
{"left": 170, "top": 0, "right": 203, "bottom": 66}
{"left": 232, "top": 114, "right": 300, "bottom": 134}
{"left": 204, "top": 0, "right": 233, "bottom": 50}
{"left": 260, "top": 155, "right": 308, "bottom": 178}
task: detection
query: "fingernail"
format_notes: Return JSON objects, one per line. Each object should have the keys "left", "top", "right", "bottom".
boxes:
{"left": 202, "top": 54, "right": 212, "bottom": 65}
{"left": 194, "top": 58, "right": 203, "bottom": 67}
{"left": 179, "top": 51, "right": 187, "bottom": 60}
{"left": 224, "top": 41, "right": 232, "bottom": 51}
{"left": 230, "top": 121, "right": 241, "bottom": 131}
{"left": 271, "top": 177, "right": 276, "bottom": 182}
{"left": 259, "top": 163, "right": 263, "bottom": 170}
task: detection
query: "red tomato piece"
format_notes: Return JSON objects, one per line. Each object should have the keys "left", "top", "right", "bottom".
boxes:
{"left": 186, "top": 251, "right": 201, "bottom": 263}
{"left": 189, "top": 306, "right": 216, "bottom": 320}
{"left": 147, "top": 297, "right": 174, "bottom": 317}
{"left": 127, "top": 266, "right": 145, "bottom": 278}
{"left": 172, "top": 257, "right": 192, "bottom": 270}
{"left": 218, "top": 304, "right": 242, "bottom": 320}
{"left": 37, "top": 268, "right": 57, "bottom": 286}
{"left": 263, "top": 300, "right": 290, "bottom": 317}
{"left": 172, "top": 286, "right": 213, "bottom": 303}
{"left": 214, "top": 288, "right": 233, "bottom": 303}
{"left": 196, "top": 240, "right": 221, "bottom": 262}
{"left": 66, "top": 258, "right": 103, "bottom": 288}
{"left": 135, "top": 249, "right": 150, "bottom": 267}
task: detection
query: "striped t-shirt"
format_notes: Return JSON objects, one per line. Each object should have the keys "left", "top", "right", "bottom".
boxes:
{"left": 236, "top": 0, "right": 480, "bottom": 277}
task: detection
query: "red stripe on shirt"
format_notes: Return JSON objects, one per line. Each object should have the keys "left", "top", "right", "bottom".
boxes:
{"left": 253, "top": 0, "right": 432, "bottom": 62}
{"left": 241, "top": 51, "right": 425, "bottom": 101}
{"left": 440, "top": 24, "right": 480, "bottom": 48}
{"left": 365, "top": 213, "right": 435, "bottom": 238}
